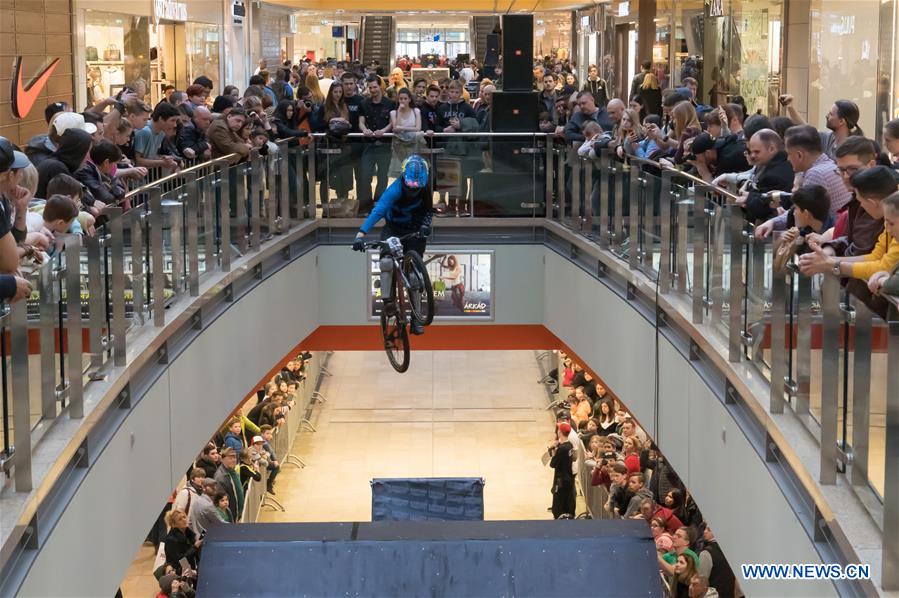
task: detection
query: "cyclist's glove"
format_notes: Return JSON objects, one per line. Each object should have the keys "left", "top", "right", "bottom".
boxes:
{"left": 352, "top": 232, "right": 366, "bottom": 252}
{"left": 419, "top": 225, "right": 431, "bottom": 239}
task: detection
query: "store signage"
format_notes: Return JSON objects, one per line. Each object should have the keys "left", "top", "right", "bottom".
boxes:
{"left": 11, "top": 56, "right": 61, "bottom": 119}
{"left": 706, "top": 0, "right": 724, "bottom": 17}
{"left": 154, "top": 0, "right": 187, "bottom": 22}
{"left": 368, "top": 250, "right": 494, "bottom": 320}
{"left": 232, "top": 0, "right": 245, "bottom": 26}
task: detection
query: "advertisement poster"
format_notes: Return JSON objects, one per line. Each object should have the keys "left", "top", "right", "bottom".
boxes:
{"left": 369, "top": 250, "right": 493, "bottom": 319}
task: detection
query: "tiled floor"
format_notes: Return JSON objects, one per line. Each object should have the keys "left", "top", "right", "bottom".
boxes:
{"left": 119, "top": 350, "right": 556, "bottom": 596}
{"left": 258, "top": 350, "right": 557, "bottom": 523}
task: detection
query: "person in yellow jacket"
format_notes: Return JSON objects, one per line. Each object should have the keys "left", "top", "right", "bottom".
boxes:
{"left": 803, "top": 166, "right": 898, "bottom": 289}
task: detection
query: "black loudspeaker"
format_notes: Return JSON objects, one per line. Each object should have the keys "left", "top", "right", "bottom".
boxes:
{"left": 491, "top": 91, "right": 538, "bottom": 132}
{"left": 501, "top": 14, "right": 533, "bottom": 91}
{"left": 484, "top": 33, "right": 500, "bottom": 66}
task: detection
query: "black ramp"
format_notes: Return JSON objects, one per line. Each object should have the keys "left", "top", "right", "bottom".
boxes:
{"left": 197, "top": 520, "right": 663, "bottom": 597}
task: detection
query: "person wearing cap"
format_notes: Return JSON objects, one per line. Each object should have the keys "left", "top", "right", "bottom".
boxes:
{"left": 0, "top": 137, "right": 36, "bottom": 300}
{"left": 547, "top": 421, "right": 576, "bottom": 519}
{"left": 248, "top": 435, "right": 270, "bottom": 471}
{"left": 187, "top": 478, "right": 223, "bottom": 537}
{"left": 688, "top": 131, "right": 749, "bottom": 183}
{"left": 25, "top": 111, "right": 96, "bottom": 168}
{"left": 35, "top": 128, "right": 93, "bottom": 200}
{"left": 213, "top": 447, "right": 244, "bottom": 522}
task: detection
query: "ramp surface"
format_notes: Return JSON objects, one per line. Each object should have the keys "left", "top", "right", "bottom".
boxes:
{"left": 197, "top": 520, "right": 663, "bottom": 597}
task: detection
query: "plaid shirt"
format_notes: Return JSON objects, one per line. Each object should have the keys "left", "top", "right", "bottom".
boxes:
{"left": 801, "top": 153, "right": 852, "bottom": 212}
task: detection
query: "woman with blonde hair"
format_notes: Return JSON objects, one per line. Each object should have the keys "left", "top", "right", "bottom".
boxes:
{"left": 614, "top": 108, "right": 645, "bottom": 160}
{"left": 671, "top": 101, "right": 701, "bottom": 164}
{"left": 638, "top": 71, "right": 662, "bottom": 116}
{"left": 305, "top": 72, "right": 325, "bottom": 107}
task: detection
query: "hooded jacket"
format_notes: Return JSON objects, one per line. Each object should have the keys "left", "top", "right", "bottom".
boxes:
{"left": 24, "top": 134, "right": 57, "bottom": 167}
{"left": 623, "top": 486, "right": 654, "bottom": 517}
{"left": 36, "top": 129, "right": 93, "bottom": 199}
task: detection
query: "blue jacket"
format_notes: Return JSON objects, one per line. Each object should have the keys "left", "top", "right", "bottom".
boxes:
{"left": 223, "top": 431, "right": 243, "bottom": 454}
{"left": 360, "top": 179, "right": 433, "bottom": 234}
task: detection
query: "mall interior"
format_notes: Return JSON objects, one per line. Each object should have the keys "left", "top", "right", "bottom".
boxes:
{"left": 0, "top": 0, "right": 898, "bottom": 596}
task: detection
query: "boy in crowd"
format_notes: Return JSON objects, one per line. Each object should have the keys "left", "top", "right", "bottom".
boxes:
{"left": 76, "top": 139, "right": 126, "bottom": 212}
{"left": 25, "top": 194, "right": 80, "bottom": 253}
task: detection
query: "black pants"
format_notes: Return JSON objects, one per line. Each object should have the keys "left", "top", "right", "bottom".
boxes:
{"left": 360, "top": 143, "right": 391, "bottom": 214}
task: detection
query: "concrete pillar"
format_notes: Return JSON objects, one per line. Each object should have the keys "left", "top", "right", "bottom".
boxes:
{"left": 783, "top": 0, "right": 811, "bottom": 122}
{"left": 637, "top": 0, "right": 656, "bottom": 66}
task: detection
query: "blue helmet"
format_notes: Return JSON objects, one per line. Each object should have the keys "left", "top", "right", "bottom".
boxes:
{"left": 401, "top": 155, "right": 429, "bottom": 189}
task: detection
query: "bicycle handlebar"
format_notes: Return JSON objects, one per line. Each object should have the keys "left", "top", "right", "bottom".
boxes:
{"left": 362, "top": 232, "right": 423, "bottom": 250}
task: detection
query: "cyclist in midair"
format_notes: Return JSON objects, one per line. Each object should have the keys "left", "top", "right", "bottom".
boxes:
{"left": 353, "top": 154, "right": 433, "bottom": 334}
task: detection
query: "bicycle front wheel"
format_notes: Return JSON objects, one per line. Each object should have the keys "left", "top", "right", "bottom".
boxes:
{"left": 405, "top": 250, "right": 435, "bottom": 326}
{"left": 380, "top": 308, "right": 410, "bottom": 373}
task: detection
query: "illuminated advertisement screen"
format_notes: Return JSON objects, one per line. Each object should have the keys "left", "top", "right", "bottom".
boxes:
{"left": 368, "top": 250, "right": 494, "bottom": 320}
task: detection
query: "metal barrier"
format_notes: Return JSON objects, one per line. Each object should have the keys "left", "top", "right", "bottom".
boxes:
{"left": 560, "top": 148, "right": 898, "bottom": 590}
{"left": 0, "top": 130, "right": 895, "bottom": 590}
{"left": 239, "top": 351, "right": 326, "bottom": 522}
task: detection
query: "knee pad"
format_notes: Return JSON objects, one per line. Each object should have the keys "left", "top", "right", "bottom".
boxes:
{"left": 379, "top": 256, "right": 394, "bottom": 273}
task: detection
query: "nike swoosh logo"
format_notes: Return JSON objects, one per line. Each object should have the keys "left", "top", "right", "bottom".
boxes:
{"left": 11, "top": 56, "right": 61, "bottom": 119}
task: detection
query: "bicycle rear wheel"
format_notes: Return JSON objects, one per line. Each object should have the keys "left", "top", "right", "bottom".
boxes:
{"left": 405, "top": 250, "right": 435, "bottom": 326}
{"left": 380, "top": 274, "right": 410, "bottom": 373}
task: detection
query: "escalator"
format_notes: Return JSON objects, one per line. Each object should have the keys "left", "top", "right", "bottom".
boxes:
{"left": 361, "top": 15, "right": 393, "bottom": 69}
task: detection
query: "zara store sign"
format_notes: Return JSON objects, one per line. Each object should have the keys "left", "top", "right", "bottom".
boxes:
{"left": 154, "top": 0, "right": 187, "bottom": 22}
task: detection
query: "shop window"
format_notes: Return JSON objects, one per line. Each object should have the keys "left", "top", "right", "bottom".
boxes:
{"left": 809, "top": 0, "right": 882, "bottom": 136}
{"left": 84, "top": 11, "right": 150, "bottom": 105}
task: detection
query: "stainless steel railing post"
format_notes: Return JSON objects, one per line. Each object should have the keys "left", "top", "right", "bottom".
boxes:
{"left": 64, "top": 235, "right": 84, "bottom": 419}
{"left": 10, "top": 298, "right": 32, "bottom": 491}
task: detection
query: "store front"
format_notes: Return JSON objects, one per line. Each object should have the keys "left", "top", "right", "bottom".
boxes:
{"left": 75, "top": 0, "right": 224, "bottom": 109}
{"left": 290, "top": 13, "right": 360, "bottom": 63}
{"left": 396, "top": 25, "right": 470, "bottom": 61}
{"left": 574, "top": 0, "right": 897, "bottom": 141}
{"left": 575, "top": 0, "right": 785, "bottom": 115}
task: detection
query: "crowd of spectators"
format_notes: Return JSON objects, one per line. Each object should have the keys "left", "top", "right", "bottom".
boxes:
{"left": 140, "top": 351, "right": 311, "bottom": 598}
{"left": 544, "top": 352, "right": 737, "bottom": 598}
{"left": 3, "top": 49, "right": 898, "bottom": 308}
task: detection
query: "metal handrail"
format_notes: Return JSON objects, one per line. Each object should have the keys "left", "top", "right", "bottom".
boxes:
{"left": 310, "top": 131, "right": 553, "bottom": 138}
{"left": 121, "top": 154, "right": 238, "bottom": 202}
{"left": 0, "top": 132, "right": 895, "bottom": 593}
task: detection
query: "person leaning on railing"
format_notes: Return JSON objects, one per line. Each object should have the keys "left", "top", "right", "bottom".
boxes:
{"left": 207, "top": 106, "right": 252, "bottom": 164}
{"left": 856, "top": 186, "right": 899, "bottom": 299}
{"left": 800, "top": 167, "right": 899, "bottom": 318}
{"left": 0, "top": 138, "right": 34, "bottom": 302}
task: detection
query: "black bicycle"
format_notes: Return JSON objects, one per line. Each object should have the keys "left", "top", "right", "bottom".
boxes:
{"left": 365, "top": 233, "right": 435, "bottom": 372}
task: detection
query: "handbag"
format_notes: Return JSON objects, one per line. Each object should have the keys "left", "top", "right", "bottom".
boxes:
{"left": 103, "top": 43, "right": 121, "bottom": 62}
{"left": 85, "top": 46, "right": 98, "bottom": 61}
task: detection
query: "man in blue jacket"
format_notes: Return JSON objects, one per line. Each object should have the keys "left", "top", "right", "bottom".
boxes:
{"left": 353, "top": 155, "right": 433, "bottom": 334}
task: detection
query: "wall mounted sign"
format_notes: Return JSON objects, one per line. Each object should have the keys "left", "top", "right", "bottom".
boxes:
{"left": 11, "top": 56, "right": 61, "bottom": 119}
{"left": 232, "top": 0, "right": 245, "bottom": 26}
{"left": 368, "top": 250, "right": 494, "bottom": 320}
{"left": 154, "top": 0, "right": 187, "bottom": 22}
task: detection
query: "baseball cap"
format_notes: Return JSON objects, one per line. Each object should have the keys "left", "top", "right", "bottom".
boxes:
{"left": 0, "top": 137, "right": 30, "bottom": 173}
{"left": 690, "top": 132, "right": 716, "bottom": 155}
{"left": 558, "top": 422, "right": 572, "bottom": 435}
{"left": 52, "top": 112, "right": 97, "bottom": 136}
{"left": 252, "top": 435, "right": 264, "bottom": 444}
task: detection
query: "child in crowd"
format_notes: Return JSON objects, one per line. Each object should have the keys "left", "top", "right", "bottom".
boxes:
{"left": 577, "top": 121, "right": 611, "bottom": 159}
{"left": 25, "top": 194, "right": 79, "bottom": 257}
